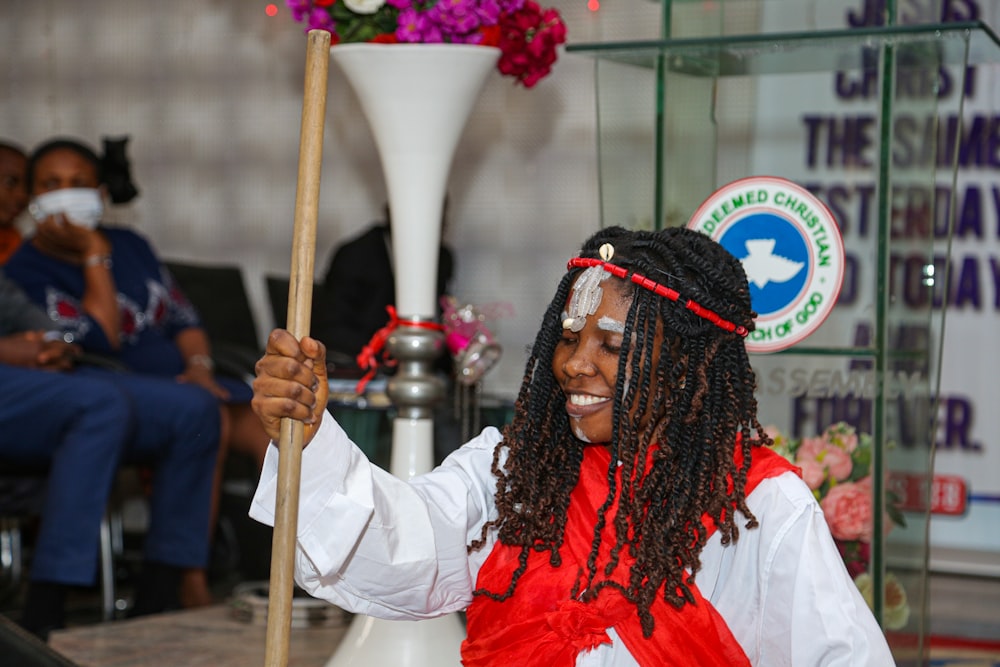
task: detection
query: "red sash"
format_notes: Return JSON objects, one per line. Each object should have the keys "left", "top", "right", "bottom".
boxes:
{"left": 462, "top": 442, "right": 797, "bottom": 666}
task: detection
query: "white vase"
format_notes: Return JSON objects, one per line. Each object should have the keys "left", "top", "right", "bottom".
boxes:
{"left": 325, "top": 42, "right": 500, "bottom": 667}
{"left": 331, "top": 42, "right": 499, "bottom": 318}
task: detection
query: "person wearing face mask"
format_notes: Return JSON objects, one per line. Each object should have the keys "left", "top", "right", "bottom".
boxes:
{"left": 4, "top": 137, "right": 271, "bottom": 608}
{"left": 0, "top": 269, "right": 221, "bottom": 639}
{"left": 0, "top": 141, "right": 30, "bottom": 264}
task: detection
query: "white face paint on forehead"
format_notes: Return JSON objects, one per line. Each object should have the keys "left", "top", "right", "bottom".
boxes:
{"left": 597, "top": 316, "right": 625, "bottom": 334}
{"left": 562, "top": 265, "right": 610, "bottom": 332}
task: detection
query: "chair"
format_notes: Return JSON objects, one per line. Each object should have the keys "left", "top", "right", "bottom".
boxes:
{"left": 265, "top": 274, "right": 359, "bottom": 370}
{"left": 0, "top": 464, "right": 121, "bottom": 621}
{"left": 266, "top": 274, "right": 394, "bottom": 465}
{"left": 0, "top": 353, "right": 138, "bottom": 618}
{"left": 162, "top": 260, "right": 262, "bottom": 381}
{"left": 264, "top": 273, "right": 324, "bottom": 331}
{"left": 0, "top": 470, "right": 45, "bottom": 602}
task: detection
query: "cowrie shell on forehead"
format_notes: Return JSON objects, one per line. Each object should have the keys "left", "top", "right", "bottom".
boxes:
{"left": 599, "top": 243, "right": 614, "bottom": 262}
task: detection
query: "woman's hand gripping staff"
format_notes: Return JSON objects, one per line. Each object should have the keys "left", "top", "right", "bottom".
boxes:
{"left": 252, "top": 329, "right": 329, "bottom": 447}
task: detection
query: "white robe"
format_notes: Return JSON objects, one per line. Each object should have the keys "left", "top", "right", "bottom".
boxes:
{"left": 249, "top": 414, "right": 896, "bottom": 666}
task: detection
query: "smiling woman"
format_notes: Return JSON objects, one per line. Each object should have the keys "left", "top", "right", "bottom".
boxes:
{"left": 552, "top": 277, "right": 632, "bottom": 444}
{"left": 248, "top": 225, "right": 897, "bottom": 666}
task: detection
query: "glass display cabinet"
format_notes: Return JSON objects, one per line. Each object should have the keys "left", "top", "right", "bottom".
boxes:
{"left": 568, "top": 5, "right": 1000, "bottom": 660}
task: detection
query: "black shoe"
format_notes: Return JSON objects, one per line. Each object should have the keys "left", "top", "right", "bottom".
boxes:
{"left": 128, "top": 561, "right": 182, "bottom": 617}
{"left": 19, "top": 581, "right": 66, "bottom": 640}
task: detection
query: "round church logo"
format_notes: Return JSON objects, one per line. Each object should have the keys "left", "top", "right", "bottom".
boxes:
{"left": 687, "top": 176, "right": 844, "bottom": 353}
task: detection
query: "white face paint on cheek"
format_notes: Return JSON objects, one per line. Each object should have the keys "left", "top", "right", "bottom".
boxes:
{"left": 596, "top": 316, "right": 629, "bottom": 395}
{"left": 571, "top": 420, "right": 592, "bottom": 443}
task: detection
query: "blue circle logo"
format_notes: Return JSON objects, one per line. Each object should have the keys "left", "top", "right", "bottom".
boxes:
{"left": 688, "top": 177, "right": 844, "bottom": 353}
{"left": 717, "top": 212, "right": 810, "bottom": 317}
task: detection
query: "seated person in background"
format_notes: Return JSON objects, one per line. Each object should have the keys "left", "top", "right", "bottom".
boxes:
{"left": 315, "top": 199, "right": 461, "bottom": 463}
{"left": 0, "top": 270, "right": 220, "bottom": 638}
{"left": 4, "top": 136, "right": 270, "bottom": 605}
{"left": 0, "top": 141, "right": 29, "bottom": 263}
{"left": 314, "top": 200, "right": 454, "bottom": 370}
{"left": 249, "top": 226, "right": 894, "bottom": 665}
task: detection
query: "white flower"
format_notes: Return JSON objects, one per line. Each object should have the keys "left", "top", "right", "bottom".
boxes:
{"left": 854, "top": 572, "right": 911, "bottom": 630}
{"left": 344, "top": 0, "right": 386, "bottom": 14}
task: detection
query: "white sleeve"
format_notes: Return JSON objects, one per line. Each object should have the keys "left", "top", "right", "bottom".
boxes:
{"left": 700, "top": 473, "right": 896, "bottom": 666}
{"left": 249, "top": 413, "right": 503, "bottom": 620}
{"left": 759, "top": 492, "right": 897, "bottom": 666}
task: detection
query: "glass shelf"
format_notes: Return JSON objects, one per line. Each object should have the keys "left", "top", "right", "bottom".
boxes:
{"left": 567, "top": 21, "right": 1000, "bottom": 75}
{"left": 569, "top": 15, "right": 1000, "bottom": 662}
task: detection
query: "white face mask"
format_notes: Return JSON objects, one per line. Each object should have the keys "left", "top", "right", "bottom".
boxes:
{"left": 29, "top": 188, "right": 105, "bottom": 229}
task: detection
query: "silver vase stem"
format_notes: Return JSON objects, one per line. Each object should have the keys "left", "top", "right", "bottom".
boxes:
{"left": 386, "top": 319, "right": 445, "bottom": 421}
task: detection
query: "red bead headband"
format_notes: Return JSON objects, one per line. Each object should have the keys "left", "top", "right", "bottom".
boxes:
{"left": 566, "top": 255, "right": 750, "bottom": 338}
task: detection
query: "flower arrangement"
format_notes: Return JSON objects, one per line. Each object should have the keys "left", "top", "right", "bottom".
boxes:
{"left": 766, "top": 422, "right": 911, "bottom": 630}
{"left": 286, "top": 0, "right": 568, "bottom": 88}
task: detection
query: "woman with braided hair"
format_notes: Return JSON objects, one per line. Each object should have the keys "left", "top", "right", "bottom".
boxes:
{"left": 249, "top": 226, "right": 893, "bottom": 665}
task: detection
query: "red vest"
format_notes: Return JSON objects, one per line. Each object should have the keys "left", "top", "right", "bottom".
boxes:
{"left": 462, "top": 442, "right": 797, "bottom": 666}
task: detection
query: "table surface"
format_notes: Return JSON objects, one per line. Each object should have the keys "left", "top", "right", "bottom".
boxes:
{"left": 49, "top": 604, "right": 348, "bottom": 667}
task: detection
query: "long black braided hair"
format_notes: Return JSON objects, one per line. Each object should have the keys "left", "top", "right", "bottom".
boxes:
{"left": 470, "top": 225, "right": 769, "bottom": 636}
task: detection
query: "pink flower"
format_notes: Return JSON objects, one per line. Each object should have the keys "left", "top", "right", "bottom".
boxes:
{"left": 795, "top": 437, "right": 826, "bottom": 461}
{"left": 820, "top": 477, "right": 873, "bottom": 541}
{"left": 824, "top": 422, "right": 859, "bottom": 453}
{"left": 823, "top": 445, "right": 854, "bottom": 482}
{"left": 762, "top": 424, "right": 782, "bottom": 440}
{"left": 799, "top": 459, "right": 826, "bottom": 491}
{"left": 795, "top": 436, "right": 853, "bottom": 482}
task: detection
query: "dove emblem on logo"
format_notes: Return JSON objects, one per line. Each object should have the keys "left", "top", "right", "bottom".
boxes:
{"left": 741, "top": 238, "right": 805, "bottom": 289}
{"left": 688, "top": 176, "right": 844, "bottom": 353}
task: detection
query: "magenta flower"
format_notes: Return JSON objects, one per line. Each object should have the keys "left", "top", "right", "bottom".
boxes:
{"left": 396, "top": 7, "right": 443, "bottom": 43}
{"left": 473, "top": 0, "right": 502, "bottom": 23}
{"left": 285, "top": 0, "right": 566, "bottom": 87}
{"left": 285, "top": 0, "right": 312, "bottom": 22}
{"left": 306, "top": 8, "right": 334, "bottom": 32}
{"left": 435, "top": 0, "right": 483, "bottom": 37}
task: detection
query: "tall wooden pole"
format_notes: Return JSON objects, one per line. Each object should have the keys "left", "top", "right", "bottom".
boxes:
{"left": 264, "top": 28, "right": 330, "bottom": 667}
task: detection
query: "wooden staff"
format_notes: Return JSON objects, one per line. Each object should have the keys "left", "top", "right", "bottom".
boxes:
{"left": 264, "top": 28, "right": 331, "bottom": 667}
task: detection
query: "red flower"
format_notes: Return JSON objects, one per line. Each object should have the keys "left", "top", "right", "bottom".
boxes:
{"left": 836, "top": 539, "right": 870, "bottom": 578}
{"left": 496, "top": 0, "right": 567, "bottom": 88}
{"left": 479, "top": 24, "right": 501, "bottom": 47}
{"left": 314, "top": 0, "right": 336, "bottom": 6}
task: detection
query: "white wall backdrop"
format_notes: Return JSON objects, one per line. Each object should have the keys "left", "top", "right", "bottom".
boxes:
{"left": 0, "top": 0, "right": 664, "bottom": 397}
{"left": 6, "top": 0, "right": 997, "bottom": 573}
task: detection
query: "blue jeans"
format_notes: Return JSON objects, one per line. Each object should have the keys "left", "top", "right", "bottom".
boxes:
{"left": 0, "top": 365, "right": 220, "bottom": 585}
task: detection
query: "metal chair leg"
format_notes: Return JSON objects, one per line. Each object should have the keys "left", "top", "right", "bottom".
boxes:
{"left": 0, "top": 517, "right": 23, "bottom": 595}
{"left": 99, "top": 514, "right": 116, "bottom": 621}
